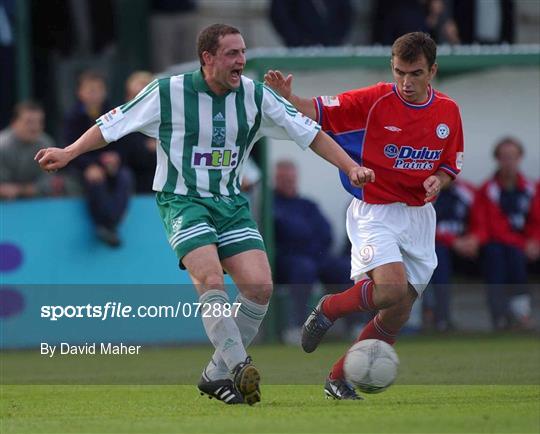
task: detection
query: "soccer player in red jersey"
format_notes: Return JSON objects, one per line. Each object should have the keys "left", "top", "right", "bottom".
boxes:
{"left": 265, "top": 32, "right": 464, "bottom": 399}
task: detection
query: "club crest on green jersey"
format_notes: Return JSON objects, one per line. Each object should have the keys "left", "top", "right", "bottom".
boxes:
{"left": 212, "top": 126, "right": 226, "bottom": 146}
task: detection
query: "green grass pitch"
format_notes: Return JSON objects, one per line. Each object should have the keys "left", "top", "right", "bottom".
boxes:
{"left": 1, "top": 335, "right": 539, "bottom": 433}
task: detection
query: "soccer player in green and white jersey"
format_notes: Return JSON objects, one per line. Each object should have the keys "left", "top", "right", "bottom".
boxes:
{"left": 36, "top": 24, "right": 374, "bottom": 405}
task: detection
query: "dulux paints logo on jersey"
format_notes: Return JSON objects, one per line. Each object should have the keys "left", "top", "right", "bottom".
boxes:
{"left": 384, "top": 144, "right": 443, "bottom": 170}
{"left": 191, "top": 146, "right": 238, "bottom": 170}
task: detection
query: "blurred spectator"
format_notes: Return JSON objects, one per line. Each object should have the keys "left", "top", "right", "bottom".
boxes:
{"left": 64, "top": 70, "right": 133, "bottom": 247}
{"left": 426, "top": 0, "right": 460, "bottom": 44}
{"left": 426, "top": 179, "right": 477, "bottom": 331}
{"left": 115, "top": 71, "right": 157, "bottom": 194}
{"left": 273, "top": 160, "right": 352, "bottom": 343}
{"left": 270, "top": 0, "right": 353, "bottom": 47}
{"left": 470, "top": 137, "right": 540, "bottom": 330}
{"left": 0, "top": 102, "right": 75, "bottom": 199}
{"left": 372, "top": 0, "right": 459, "bottom": 45}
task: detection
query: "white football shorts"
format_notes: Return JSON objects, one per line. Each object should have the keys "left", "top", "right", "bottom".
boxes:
{"left": 346, "top": 198, "right": 438, "bottom": 295}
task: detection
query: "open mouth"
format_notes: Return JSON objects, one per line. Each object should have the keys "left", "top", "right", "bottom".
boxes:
{"left": 231, "top": 69, "right": 242, "bottom": 81}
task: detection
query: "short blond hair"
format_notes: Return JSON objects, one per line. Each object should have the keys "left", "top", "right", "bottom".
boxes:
{"left": 125, "top": 71, "right": 154, "bottom": 100}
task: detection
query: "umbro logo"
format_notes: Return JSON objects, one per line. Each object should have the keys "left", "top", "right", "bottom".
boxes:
{"left": 384, "top": 126, "right": 402, "bottom": 132}
{"left": 213, "top": 112, "right": 225, "bottom": 122}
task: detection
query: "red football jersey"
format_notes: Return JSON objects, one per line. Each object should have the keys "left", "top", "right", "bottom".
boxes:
{"left": 314, "top": 82, "right": 464, "bottom": 206}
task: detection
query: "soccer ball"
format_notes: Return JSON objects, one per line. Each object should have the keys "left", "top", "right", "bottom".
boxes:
{"left": 343, "top": 339, "right": 399, "bottom": 394}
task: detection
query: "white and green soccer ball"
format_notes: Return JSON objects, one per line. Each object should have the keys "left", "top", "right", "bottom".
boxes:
{"left": 343, "top": 339, "right": 399, "bottom": 393}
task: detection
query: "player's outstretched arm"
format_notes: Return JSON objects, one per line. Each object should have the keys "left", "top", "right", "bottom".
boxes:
{"left": 310, "top": 131, "right": 375, "bottom": 188}
{"left": 264, "top": 70, "right": 317, "bottom": 121}
{"left": 35, "top": 125, "right": 107, "bottom": 171}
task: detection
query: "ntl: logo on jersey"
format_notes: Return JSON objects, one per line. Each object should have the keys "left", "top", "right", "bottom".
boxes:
{"left": 191, "top": 146, "right": 238, "bottom": 169}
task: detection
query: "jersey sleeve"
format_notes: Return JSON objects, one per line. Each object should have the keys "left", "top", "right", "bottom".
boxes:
{"left": 313, "top": 83, "right": 390, "bottom": 133}
{"left": 259, "top": 85, "right": 320, "bottom": 150}
{"left": 438, "top": 103, "right": 464, "bottom": 179}
{"left": 96, "top": 79, "right": 161, "bottom": 143}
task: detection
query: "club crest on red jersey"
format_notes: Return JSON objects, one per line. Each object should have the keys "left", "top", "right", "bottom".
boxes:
{"left": 436, "top": 123, "right": 450, "bottom": 139}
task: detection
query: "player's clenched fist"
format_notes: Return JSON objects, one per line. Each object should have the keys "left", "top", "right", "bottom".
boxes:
{"left": 348, "top": 166, "right": 375, "bottom": 187}
{"left": 34, "top": 147, "right": 73, "bottom": 172}
{"left": 423, "top": 174, "right": 444, "bottom": 203}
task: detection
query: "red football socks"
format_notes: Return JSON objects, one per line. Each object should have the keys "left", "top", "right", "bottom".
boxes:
{"left": 357, "top": 314, "right": 398, "bottom": 344}
{"left": 322, "top": 279, "right": 377, "bottom": 322}
{"left": 329, "top": 314, "right": 399, "bottom": 380}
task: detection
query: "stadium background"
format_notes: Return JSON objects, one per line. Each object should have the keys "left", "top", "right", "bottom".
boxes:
{"left": 2, "top": 0, "right": 539, "bottom": 345}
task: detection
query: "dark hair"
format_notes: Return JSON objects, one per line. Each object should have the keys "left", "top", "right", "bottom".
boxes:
{"left": 197, "top": 23, "right": 241, "bottom": 65}
{"left": 77, "top": 70, "right": 106, "bottom": 89}
{"left": 12, "top": 100, "right": 43, "bottom": 121}
{"left": 493, "top": 136, "right": 524, "bottom": 159}
{"left": 392, "top": 32, "right": 437, "bottom": 68}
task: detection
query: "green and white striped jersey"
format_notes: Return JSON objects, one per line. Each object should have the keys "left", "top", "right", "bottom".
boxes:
{"left": 97, "top": 69, "right": 320, "bottom": 197}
